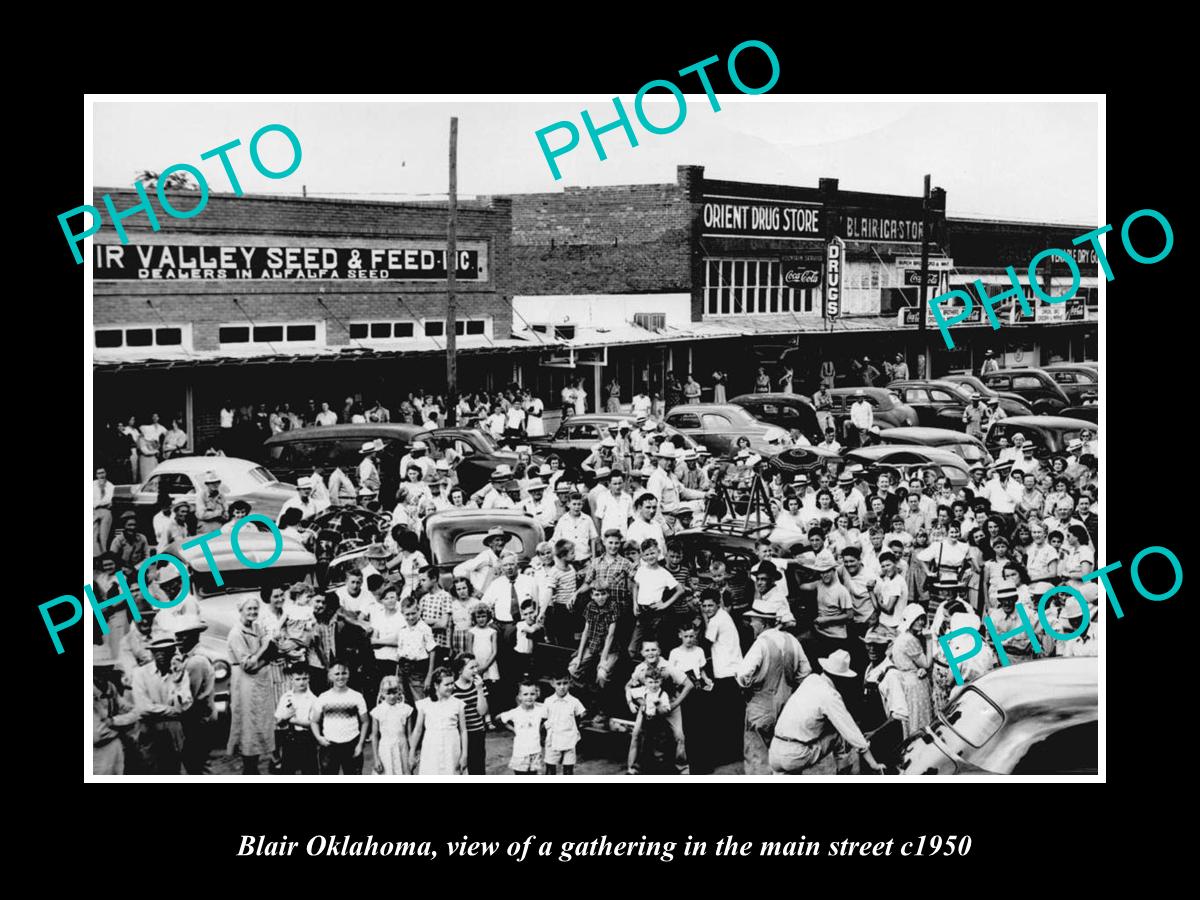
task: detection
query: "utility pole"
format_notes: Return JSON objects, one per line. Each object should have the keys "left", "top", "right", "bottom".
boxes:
{"left": 917, "top": 174, "right": 932, "bottom": 378}
{"left": 446, "top": 117, "right": 458, "bottom": 423}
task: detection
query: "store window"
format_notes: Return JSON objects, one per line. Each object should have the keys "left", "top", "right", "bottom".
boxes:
{"left": 94, "top": 324, "right": 191, "bottom": 352}
{"left": 704, "top": 259, "right": 816, "bottom": 317}
{"left": 218, "top": 321, "right": 323, "bottom": 349}
{"left": 349, "top": 321, "right": 417, "bottom": 341}
{"left": 422, "top": 318, "right": 491, "bottom": 338}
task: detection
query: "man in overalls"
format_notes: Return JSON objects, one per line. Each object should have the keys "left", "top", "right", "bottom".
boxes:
{"left": 736, "top": 598, "right": 811, "bottom": 775}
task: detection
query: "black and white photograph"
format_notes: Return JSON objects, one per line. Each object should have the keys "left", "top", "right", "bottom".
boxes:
{"left": 81, "top": 94, "right": 1104, "bottom": 780}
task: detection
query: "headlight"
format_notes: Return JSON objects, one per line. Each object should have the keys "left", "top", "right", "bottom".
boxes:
{"left": 213, "top": 660, "right": 230, "bottom": 681}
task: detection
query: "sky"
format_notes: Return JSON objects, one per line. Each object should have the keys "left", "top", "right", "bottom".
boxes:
{"left": 93, "top": 98, "right": 1099, "bottom": 225}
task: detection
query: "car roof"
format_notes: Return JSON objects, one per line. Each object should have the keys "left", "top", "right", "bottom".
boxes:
{"left": 168, "top": 527, "right": 316, "bottom": 571}
{"left": 728, "top": 393, "right": 816, "bottom": 407}
{"left": 264, "top": 423, "right": 425, "bottom": 445}
{"left": 151, "top": 456, "right": 261, "bottom": 475}
{"left": 879, "top": 427, "right": 981, "bottom": 445}
{"left": 968, "top": 657, "right": 1097, "bottom": 709}
{"left": 988, "top": 367, "right": 1052, "bottom": 377}
{"left": 425, "top": 509, "right": 542, "bottom": 531}
{"left": 829, "top": 387, "right": 892, "bottom": 397}
{"left": 890, "top": 379, "right": 970, "bottom": 393}
{"left": 846, "top": 444, "right": 967, "bottom": 465}
{"left": 666, "top": 403, "right": 756, "bottom": 416}
{"left": 1042, "top": 363, "right": 1096, "bottom": 371}
{"left": 992, "top": 415, "right": 1097, "bottom": 431}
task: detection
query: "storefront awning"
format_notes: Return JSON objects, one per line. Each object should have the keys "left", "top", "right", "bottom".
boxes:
{"left": 93, "top": 335, "right": 557, "bottom": 372}
{"left": 951, "top": 273, "right": 1100, "bottom": 289}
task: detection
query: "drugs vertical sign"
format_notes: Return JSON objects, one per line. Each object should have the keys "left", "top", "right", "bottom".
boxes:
{"left": 824, "top": 237, "right": 844, "bottom": 318}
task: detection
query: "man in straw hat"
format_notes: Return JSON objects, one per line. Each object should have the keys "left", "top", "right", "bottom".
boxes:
{"left": 93, "top": 643, "right": 138, "bottom": 775}
{"left": 736, "top": 596, "right": 811, "bottom": 775}
{"left": 171, "top": 614, "right": 217, "bottom": 774}
{"left": 357, "top": 439, "right": 383, "bottom": 496}
{"left": 131, "top": 635, "right": 193, "bottom": 774}
{"left": 769, "top": 648, "right": 888, "bottom": 775}
{"left": 860, "top": 627, "right": 908, "bottom": 768}
{"left": 196, "top": 470, "right": 229, "bottom": 528}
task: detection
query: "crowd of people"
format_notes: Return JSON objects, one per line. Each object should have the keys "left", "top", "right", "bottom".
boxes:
{"left": 92, "top": 356, "right": 1100, "bottom": 777}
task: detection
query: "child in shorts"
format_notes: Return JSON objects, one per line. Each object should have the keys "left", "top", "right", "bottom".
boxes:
{"left": 542, "top": 673, "right": 586, "bottom": 775}
{"left": 498, "top": 680, "right": 547, "bottom": 775}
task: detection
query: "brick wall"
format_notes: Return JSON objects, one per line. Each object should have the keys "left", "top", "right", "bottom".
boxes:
{"left": 508, "top": 165, "right": 699, "bottom": 296}
{"left": 91, "top": 189, "right": 515, "bottom": 346}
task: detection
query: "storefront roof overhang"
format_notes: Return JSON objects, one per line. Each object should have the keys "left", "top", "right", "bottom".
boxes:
{"left": 93, "top": 335, "right": 557, "bottom": 373}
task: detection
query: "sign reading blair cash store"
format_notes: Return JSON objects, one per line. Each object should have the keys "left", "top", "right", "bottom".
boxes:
{"left": 93, "top": 243, "right": 483, "bottom": 280}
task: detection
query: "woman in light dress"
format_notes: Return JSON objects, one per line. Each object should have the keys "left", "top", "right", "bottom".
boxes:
{"left": 889, "top": 603, "right": 934, "bottom": 737}
{"left": 226, "top": 596, "right": 278, "bottom": 774}
{"left": 409, "top": 668, "right": 468, "bottom": 775}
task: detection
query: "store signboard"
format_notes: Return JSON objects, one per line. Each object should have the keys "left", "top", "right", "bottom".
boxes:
{"left": 825, "top": 238, "right": 844, "bottom": 318}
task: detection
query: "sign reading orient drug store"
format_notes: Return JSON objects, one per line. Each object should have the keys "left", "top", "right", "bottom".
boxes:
{"left": 93, "top": 243, "right": 484, "bottom": 280}
{"left": 701, "top": 195, "right": 822, "bottom": 239}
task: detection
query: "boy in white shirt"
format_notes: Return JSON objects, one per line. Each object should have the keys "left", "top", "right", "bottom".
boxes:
{"left": 498, "top": 680, "right": 547, "bottom": 775}
{"left": 542, "top": 674, "right": 587, "bottom": 775}
{"left": 275, "top": 667, "right": 320, "bottom": 774}
{"left": 629, "top": 539, "right": 686, "bottom": 659}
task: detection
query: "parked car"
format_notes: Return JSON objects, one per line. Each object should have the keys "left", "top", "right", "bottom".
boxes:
{"left": 527, "top": 414, "right": 701, "bottom": 468}
{"left": 940, "top": 374, "right": 1033, "bottom": 417}
{"left": 113, "top": 456, "right": 299, "bottom": 540}
{"left": 1042, "top": 364, "right": 1099, "bottom": 405}
{"left": 827, "top": 387, "right": 919, "bottom": 436}
{"left": 842, "top": 445, "right": 972, "bottom": 488}
{"left": 980, "top": 368, "right": 1071, "bottom": 415}
{"left": 263, "top": 424, "right": 537, "bottom": 501}
{"left": 423, "top": 509, "right": 544, "bottom": 587}
{"left": 877, "top": 427, "right": 992, "bottom": 467}
{"left": 888, "top": 379, "right": 984, "bottom": 430}
{"left": 664, "top": 404, "right": 781, "bottom": 458}
{"left": 899, "top": 658, "right": 1097, "bottom": 775}
{"left": 161, "top": 525, "right": 318, "bottom": 728}
{"left": 727, "top": 393, "right": 822, "bottom": 442}
{"left": 984, "top": 416, "right": 1096, "bottom": 459}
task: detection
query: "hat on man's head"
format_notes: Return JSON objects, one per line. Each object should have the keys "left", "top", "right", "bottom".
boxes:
{"left": 435, "top": 458, "right": 451, "bottom": 471}
{"left": 525, "top": 478, "right": 547, "bottom": 492}
{"left": 485, "top": 526, "right": 508, "bottom": 541}
{"left": 600, "top": 437, "right": 618, "bottom": 448}
{"left": 763, "top": 426, "right": 788, "bottom": 444}
{"left": 297, "top": 475, "right": 314, "bottom": 489}
{"left": 994, "top": 585, "right": 1019, "bottom": 603}
{"left": 360, "top": 439, "right": 383, "bottom": 453}
{"left": 491, "top": 464, "right": 514, "bottom": 480}
{"left": 793, "top": 472, "right": 810, "bottom": 485}
{"left": 854, "top": 389, "right": 866, "bottom": 398}
{"left": 1067, "top": 439, "right": 1084, "bottom": 453}
{"left": 147, "top": 636, "right": 179, "bottom": 652}
{"left": 171, "top": 498, "right": 191, "bottom": 512}
{"left": 751, "top": 561, "right": 782, "bottom": 582}
{"left": 818, "top": 649, "right": 856, "bottom": 678}
{"left": 618, "top": 419, "right": 632, "bottom": 430}
{"left": 120, "top": 510, "right": 138, "bottom": 522}
{"left": 985, "top": 349, "right": 995, "bottom": 357}
{"left": 810, "top": 552, "right": 839, "bottom": 574}
{"left": 837, "top": 471, "right": 855, "bottom": 485}
{"left": 554, "top": 481, "right": 571, "bottom": 494}
{"left": 744, "top": 597, "right": 781, "bottom": 621}
{"left": 593, "top": 466, "right": 613, "bottom": 479}
{"left": 166, "top": 613, "right": 208, "bottom": 636}
{"left": 863, "top": 626, "right": 893, "bottom": 646}
{"left": 987, "top": 397, "right": 1001, "bottom": 406}
{"left": 203, "top": 471, "right": 221, "bottom": 484}
{"left": 641, "top": 420, "right": 657, "bottom": 432}
{"left": 682, "top": 448, "right": 699, "bottom": 462}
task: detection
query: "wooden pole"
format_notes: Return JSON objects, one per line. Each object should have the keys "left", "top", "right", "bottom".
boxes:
{"left": 918, "top": 174, "right": 932, "bottom": 378}
{"left": 446, "top": 117, "right": 458, "bottom": 422}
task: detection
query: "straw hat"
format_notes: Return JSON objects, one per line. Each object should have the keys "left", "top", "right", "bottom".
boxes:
{"left": 819, "top": 649, "right": 856, "bottom": 678}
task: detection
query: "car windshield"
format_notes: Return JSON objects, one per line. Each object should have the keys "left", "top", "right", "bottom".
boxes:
{"left": 248, "top": 466, "right": 278, "bottom": 485}
{"left": 472, "top": 431, "right": 499, "bottom": 452}
{"left": 939, "top": 686, "right": 1005, "bottom": 748}
{"left": 956, "top": 443, "right": 987, "bottom": 464}
{"left": 193, "top": 565, "right": 313, "bottom": 598}
{"left": 453, "top": 532, "right": 525, "bottom": 558}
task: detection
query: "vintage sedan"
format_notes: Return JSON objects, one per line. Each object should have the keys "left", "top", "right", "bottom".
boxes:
{"left": 528, "top": 413, "right": 702, "bottom": 467}
{"left": 878, "top": 427, "right": 992, "bottom": 467}
{"left": 940, "top": 374, "right": 1033, "bottom": 417}
{"left": 114, "top": 456, "right": 299, "bottom": 539}
{"left": 423, "top": 509, "right": 544, "bottom": 587}
{"left": 726, "top": 393, "right": 823, "bottom": 443}
{"left": 980, "top": 368, "right": 1071, "bottom": 415}
{"left": 887, "top": 379, "right": 983, "bottom": 430}
{"left": 664, "top": 403, "right": 781, "bottom": 458}
{"left": 984, "top": 416, "right": 1096, "bottom": 459}
{"left": 827, "top": 387, "right": 920, "bottom": 435}
{"left": 161, "top": 525, "right": 318, "bottom": 726}
{"left": 1042, "top": 363, "right": 1099, "bottom": 405}
{"left": 842, "top": 444, "right": 972, "bottom": 488}
{"left": 900, "top": 657, "right": 1097, "bottom": 775}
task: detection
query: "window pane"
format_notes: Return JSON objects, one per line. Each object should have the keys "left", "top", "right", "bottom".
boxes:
{"left": 425, "top": 321, "right": 445, "bottom": 337}
{"left": 95, "top": 329, "right": 123, "bottom": 348}
{"left": 154, "top": 327, "right": 182, "bottom": 346}
{"left": 394, "top": 322, "right": 414, "bottom": 338}
{"left": 455, "top": 320, "right": 465, "bottom": 335}
{"left": 370, "top": 322, "right": 391, "bottom": 338}
{"left": 466, "top": 320, "right": 485, "bottom": 335}
{"left": 219, "top": 326, "right": 250, "bottom": 344}
{"left": 126, "top": 328, "right": 153, "bottom": 347}
{"left": 720, "top": 287, "right": 730, "bottom": 315}
{"left": 254, "top": 325, "right": 283, "bottom": 342}
{"left": 287, "top": 324, "right": 316, "bottom": 341}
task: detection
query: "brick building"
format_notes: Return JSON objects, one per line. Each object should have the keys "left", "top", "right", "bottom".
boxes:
{"left": 92, "top": 188, "right": 531, "bottom": 451}
{"left": 508, "top": 165, "right": 1098, "bottom": 408}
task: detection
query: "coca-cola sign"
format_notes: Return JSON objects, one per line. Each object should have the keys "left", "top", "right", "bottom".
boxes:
{"left": 782, "top": 254, "right": 823, "bottom": 287}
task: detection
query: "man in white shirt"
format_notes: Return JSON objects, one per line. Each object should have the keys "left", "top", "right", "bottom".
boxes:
{"left": 335, "top": 569, "right": 378, "bottom": 622}
{"left": 818, "top": 428, "right": 842, "bottom": 454}
{"left": 453, "top": 527, "right": 510, "bottom": 595}
{"left": 93, "top": 467, "right": 115, "bottom": 556}
{"left": 277, "top": 477, "right": 321, "bottom": 526}
{"left": 836, "top": 472, "right": 867, "bottom": 522}
{"left": 523, "top": 391, "right": 546, "bottom": 438}
{"left": 848, "top": 390, "right": 873, "bottom": 448}
{"left": 315, "top": 402, "right": 338, "bottom": 427}
{"left": 552, "top": 492, "right": 598, "bottom": 563}
{"left": 1000, "top": 433, "right": 1026, "bottom": 464}
{"left": 522, "top": 479, "right": 559, "bottom": 533}
{"left": 626, "top": 492, "right": 667, "bottom": 557}
{"left": 595, "top": 471, "right": 634, "bottom": 538}
{"left": 980, "top": 349, "right": 999, "bottom": 375}
{"left": 984, "top": 461, "right": 1022, "bottom": 523}
{"left": 357, "top": 440, "right": 382, "bottom": 495}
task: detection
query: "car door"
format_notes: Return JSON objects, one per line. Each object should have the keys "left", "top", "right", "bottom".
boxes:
{"left": 929, "top": 387, "right": 968, "bottom": 430}
{"left": 699, "top": 412, "right": 737, "bottom": 455}
{"left": 900, "top": 387, "right": 935, "bottom": 426}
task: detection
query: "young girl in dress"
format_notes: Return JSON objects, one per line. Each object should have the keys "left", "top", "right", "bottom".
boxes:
{"left": 449, "top": 577, "right": 477, "bottom": 657}
{"left": 468, "top": 602, "right": 500, "bottom": 687}
{"left": 409, "top": 668, "right": 468, "bottom": 775}
{"left": 371, "top": 675, "right": 414, "bottom": 775}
